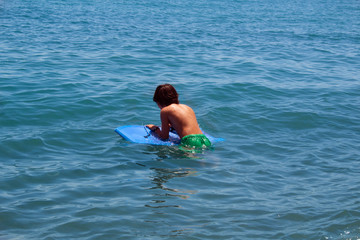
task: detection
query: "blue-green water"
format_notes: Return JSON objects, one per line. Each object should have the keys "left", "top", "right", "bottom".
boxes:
{"left": 1, "top": 0, "right": 360, "bottom": 239}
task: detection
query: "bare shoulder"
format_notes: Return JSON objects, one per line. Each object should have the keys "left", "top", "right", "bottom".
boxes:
{"left": 178, "top": 104, "right": 195, "bottom": 114}
{"left": 162, "top": 104, "right": 193, "bottom": 114}
{"left": 160, "top": 104, "right": 176, "bottom": 114}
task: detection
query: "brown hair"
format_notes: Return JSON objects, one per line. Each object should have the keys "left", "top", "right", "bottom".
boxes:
{"left": 153, "top": 84, "right": 179, "bottom": 106}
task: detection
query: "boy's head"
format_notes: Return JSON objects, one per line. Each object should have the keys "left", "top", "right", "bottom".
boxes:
{"left": 153, "top": 84, "right": 179, "bottom": 107}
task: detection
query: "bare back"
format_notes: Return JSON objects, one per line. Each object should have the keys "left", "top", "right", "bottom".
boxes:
{"left": 160, "top": 103, "right": 203, "bottom": 139}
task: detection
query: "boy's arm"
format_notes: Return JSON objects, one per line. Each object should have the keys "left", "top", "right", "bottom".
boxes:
{"left": 146, "top": 110, "right": 170, "bottom": 140}
{"left": 159, "top": 109, "right": 170, "bottom": 140}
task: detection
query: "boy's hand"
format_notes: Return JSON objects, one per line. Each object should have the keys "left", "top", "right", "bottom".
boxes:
{"left": 146, "top": 124, "right": 159, "bottom": 131}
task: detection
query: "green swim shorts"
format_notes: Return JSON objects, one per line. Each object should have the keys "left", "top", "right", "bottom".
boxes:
{"left": 180, "top": 134, "right": 211, "bottom": 148}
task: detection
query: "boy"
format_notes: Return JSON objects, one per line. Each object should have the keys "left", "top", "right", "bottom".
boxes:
{"left": 146, "top": 84, "right": 211, "bottom": 148}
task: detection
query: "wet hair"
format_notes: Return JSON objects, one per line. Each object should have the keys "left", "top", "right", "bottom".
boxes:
{"left": 153, "top": 84, "right": 179, "bottom": 106}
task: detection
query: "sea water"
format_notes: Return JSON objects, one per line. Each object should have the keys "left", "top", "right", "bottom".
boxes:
{"left": 1, "top": 0, "right": 360, "bottom": 239}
